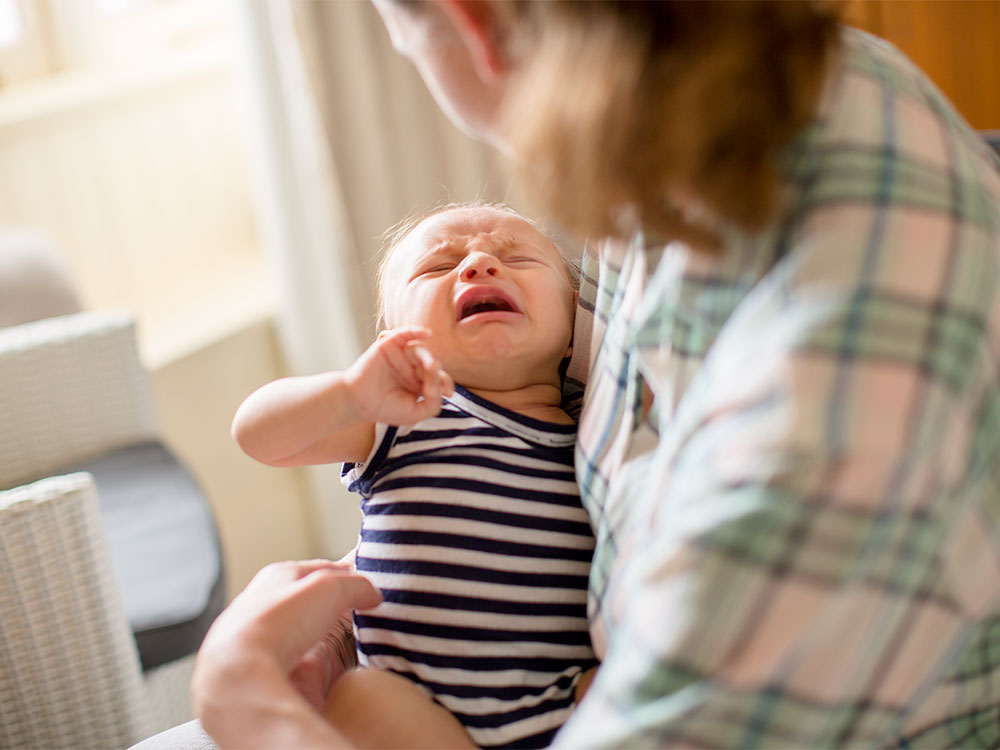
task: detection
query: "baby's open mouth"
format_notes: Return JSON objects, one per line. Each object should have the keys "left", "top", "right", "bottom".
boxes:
{"left": 456, "top": 288, "right": 521, "bottom": 321}
{"left": 460, "top": 297, "right": 516, "bottom": 319}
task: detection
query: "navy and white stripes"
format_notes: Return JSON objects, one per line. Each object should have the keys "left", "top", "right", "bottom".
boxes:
{"left": 343, "top": 386, "right": 596, "bottom": 749}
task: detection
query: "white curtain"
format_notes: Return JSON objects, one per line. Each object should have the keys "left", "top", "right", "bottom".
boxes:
{"left": 231, "top": 0, "right": 366, "bottom": 376}
{"left": 290, "top": 0, "right": 523, "bottom": 341}
{"left": 229, "top": 0, "right": 520, "bottom": 557}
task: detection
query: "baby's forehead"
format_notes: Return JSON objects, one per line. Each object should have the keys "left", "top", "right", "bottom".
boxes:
{"left": 402, "top": 207, "right": 552, "bottom": 257}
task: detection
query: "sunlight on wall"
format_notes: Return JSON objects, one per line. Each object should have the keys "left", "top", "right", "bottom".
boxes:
{"left": 0, "top": 3, "right": 320, "bottom": 592}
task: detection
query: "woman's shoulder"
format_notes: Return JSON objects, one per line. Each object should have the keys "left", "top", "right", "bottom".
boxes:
{"left": 798, "top": 25, "right": 999, "bottom": 182}
{"left": 766, "top": 25, "right": 1000, "bottom": 308}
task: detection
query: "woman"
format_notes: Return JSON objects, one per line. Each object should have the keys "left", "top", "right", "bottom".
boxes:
{"left": 189, "top": 2, "right": 1000, "bottom": 748}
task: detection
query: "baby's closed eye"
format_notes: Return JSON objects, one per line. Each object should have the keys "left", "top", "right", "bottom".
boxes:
{"left": 418, "top": 262, "right": 457, "bottom": 275}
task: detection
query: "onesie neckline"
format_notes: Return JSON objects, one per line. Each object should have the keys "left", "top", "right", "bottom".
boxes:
{"left": 446, "top": 385, "right": 576, "bottom": 448}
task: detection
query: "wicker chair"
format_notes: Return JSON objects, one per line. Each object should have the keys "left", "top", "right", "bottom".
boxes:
{"left": 0, "top": 310, "right": 225, "bottom": 749}
{"left": 0, "top": 474, "right": 154, "bottom": 748}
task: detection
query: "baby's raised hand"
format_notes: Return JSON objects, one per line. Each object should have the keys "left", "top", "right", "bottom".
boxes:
{"left": 346, "top": 326, "right": 454, "bottom": 426}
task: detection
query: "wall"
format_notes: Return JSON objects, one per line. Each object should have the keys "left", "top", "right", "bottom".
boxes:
{"left": 149, "top": 316, "right": 320, "bottom": 597}
{"left": 0, "top": 41, "right": 319, "bottom": 597}
{"left": 0, "top": 43, "right": 261, "bottom": 362}
{"left": 842, "top": 0, "right": 1000, "bottom": 130}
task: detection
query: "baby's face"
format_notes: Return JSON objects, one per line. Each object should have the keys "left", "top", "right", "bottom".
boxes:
{"left": 383, "top": 206, "right": 576, "bottom": 391}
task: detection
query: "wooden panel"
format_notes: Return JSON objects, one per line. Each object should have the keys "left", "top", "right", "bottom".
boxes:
{"left": 841, "top": 0, "right": 1000, "bottom": 129}
{"left": 841, "top": 0, "right": 884, "bottom": 32}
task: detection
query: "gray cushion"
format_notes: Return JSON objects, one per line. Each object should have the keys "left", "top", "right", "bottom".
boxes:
{"left": 59, "top": 442, "right": 225, "bottom": 669}
{"left": 0, "top": 231, "right": 81, "bottom": 328}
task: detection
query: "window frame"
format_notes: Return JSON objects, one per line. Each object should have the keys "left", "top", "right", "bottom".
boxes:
{"left": 0, "top": 0, "right": 224, "bottom": 88}
{"left": 0, "top": 0, "right": 58, "bottom": 86}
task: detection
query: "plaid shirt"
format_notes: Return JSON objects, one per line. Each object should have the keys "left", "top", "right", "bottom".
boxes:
{"left": 556, "top": 28, "right": 1000, "bottom": 748}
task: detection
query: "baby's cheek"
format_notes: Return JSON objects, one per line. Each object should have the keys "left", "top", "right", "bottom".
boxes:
{"left": 395, "top": 288, "right": 449, "bottom": 335}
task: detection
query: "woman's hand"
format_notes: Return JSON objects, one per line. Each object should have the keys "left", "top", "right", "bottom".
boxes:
{"left": 192, "top": 559, "right": 383, "bottom": 749}
{"left": 288, "top": 612, "right": 357, "bottom": 712}
{"left": 345, "top": 326, "right": 454, "bottom": 426}
{"left": 286, "top": 550, "right": 362, "bottom": 712}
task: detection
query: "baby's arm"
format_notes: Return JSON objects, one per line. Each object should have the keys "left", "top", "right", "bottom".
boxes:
{"left": 233, "top": 327, "right": 453, "bottom": 466}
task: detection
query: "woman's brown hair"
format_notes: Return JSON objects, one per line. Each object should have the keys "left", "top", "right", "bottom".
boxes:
{"left": 499, "top": 1, "right": 841, "bottom": 248}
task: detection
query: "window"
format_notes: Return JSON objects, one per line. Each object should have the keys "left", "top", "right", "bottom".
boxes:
{"left": 0, "top": 0, "right": 267, "bottom": 365}
{"left": 0, "top": 0, "right": 225, "bottom": 87}
{"left": 0, "top": 0, "right": 54, "bottom": 85}
{"left": 0, "top": 1, "right": 24, "bottom": 46}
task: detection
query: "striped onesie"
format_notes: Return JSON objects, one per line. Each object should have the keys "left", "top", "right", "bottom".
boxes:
{"left": 342, "top": 385, "right": 597, "bottom": 749}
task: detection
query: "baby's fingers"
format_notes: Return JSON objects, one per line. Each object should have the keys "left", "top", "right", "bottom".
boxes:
{"left": 380, "top": 333, "right": 436, "bottom": 391}
{"left": 410, "top": 346, "right": 451, "bottom": 391}
{"left": 377, "top": 326, "right": 432, "bottom": 345}
{"left": 437, "top": 368, "right": 454, "bottom": 397}
{"left": 405, "top": 344, "right": 451, "bottom": 411}
{"left": 410, "top": 344, "right": 438, "bottom": 375}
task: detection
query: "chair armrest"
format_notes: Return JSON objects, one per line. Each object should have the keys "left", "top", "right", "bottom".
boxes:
{"left": 0, "top": 473, "right": 154, "bottom": 748}
{"left": 0, "top": 310, "right": 159, "bottom": 489}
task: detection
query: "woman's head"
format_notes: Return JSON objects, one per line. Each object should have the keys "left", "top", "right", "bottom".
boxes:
{"left": 374, "top": 1, "right": 840, "bottom": 246}
{"left": 373, "top": 0, "right": 510, "bottom": 151}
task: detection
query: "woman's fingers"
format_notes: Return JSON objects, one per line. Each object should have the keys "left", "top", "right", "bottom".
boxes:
{"left": 211, "top": 560, "right": 382, "bottom": 673}
{"left": 277, "top": 569, "right": 381, "bottom": 669}
{"left": 294, "top": 566, "right": 383, "bottom": 614}
{"left": 253, "top": 558, "right": 352, "bottom": 584}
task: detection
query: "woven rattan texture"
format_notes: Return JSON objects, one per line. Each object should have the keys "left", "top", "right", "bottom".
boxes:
{"left": 0, "top": 311, "right": 158, "bottom": 490}
{"left": 0, "top": 474, "right": 153, "bottom": 748}
{"left": 144, "top": 654, "right": 197, "bottom": 735}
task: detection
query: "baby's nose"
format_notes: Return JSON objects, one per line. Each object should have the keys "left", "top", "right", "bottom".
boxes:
{"left": 460, "top": 253, "right": 498, "bottom": 280}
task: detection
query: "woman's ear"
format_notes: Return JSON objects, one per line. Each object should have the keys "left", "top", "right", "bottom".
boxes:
{"left": 437, "top": 0, "right": 508, "bottom": 82}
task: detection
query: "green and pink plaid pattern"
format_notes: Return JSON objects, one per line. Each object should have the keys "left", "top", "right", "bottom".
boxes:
{"left": 557, "top": 27, "right": 1000, "bottom": 748}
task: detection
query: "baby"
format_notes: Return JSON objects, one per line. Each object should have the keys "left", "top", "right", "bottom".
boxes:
{"left": 232, "top": 202, "right": 596, "bottom": 749}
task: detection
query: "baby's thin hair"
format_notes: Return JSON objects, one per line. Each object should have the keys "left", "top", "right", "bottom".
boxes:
{"left": 374, "top": 200, "right": 578, "bottom": 331}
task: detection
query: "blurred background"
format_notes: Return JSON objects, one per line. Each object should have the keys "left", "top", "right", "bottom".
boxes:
{"left": 0, "top": 0, "right": 997, "bottom": 599}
